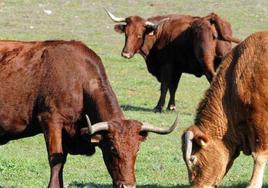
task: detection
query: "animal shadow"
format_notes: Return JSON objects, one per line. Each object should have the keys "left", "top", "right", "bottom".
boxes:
{"left": 121, "top": 104, "right": 153, "bottom": 112}
{"left": 67, "top": 182, "right": 187, "bottom": 188}
{"left": 68, "top": 182, "right": 268, "bottom": 188}
{"left": 222, "top": 183, "right": 268, "bottom": 188}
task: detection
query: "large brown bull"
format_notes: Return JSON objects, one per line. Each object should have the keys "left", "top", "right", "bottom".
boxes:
{"left": 0, "top": 40, "right": 178, "bottom": 188}
{"left": 182, "top": 31, "right": 268, "bottom": 188}
{"left": 106, "top": 10, "right": 240, "bottom": 112}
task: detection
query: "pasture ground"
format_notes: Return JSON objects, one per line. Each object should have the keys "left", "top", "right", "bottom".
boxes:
{"left": 0, "top": 0, "right": 267, "bottom": 187}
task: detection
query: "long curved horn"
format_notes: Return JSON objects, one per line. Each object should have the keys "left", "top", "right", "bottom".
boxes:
{"left": 91, "top": 122, "right": 109, "bottom": 134}
{"left": 104, "top": 8, "right": 126, "bottom": 23}
{"left": 184, "top": 131, "right": 194, "bottom": 166}
{"left": 81, "top": 115, "right": 109, "bottom": 135}
{"left": 140, "top": 113, "right": 178, "bottom": 134}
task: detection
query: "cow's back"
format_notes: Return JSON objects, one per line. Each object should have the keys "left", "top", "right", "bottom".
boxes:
{"left": 0, "top": 41, "right": 46, "bottom": 138}
{"left": 0, "top": 40, "right": 101, "bottom": 143}
{"left": 218, "top": 31, "right": 268, "bottom": 134}
{"left": 223, "top": 31, "right": 268, "bottom": 106}
{"left": 146, "top": 16, "right": 203, "bottom": 78}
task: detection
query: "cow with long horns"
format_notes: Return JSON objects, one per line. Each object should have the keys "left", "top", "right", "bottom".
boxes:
{"left": 106, "top": 10, "right": 241, "bottom": 112}
{"left": 182, "top": 31, "right": 268, "bottom": 187}
{"left": 0, "top": 40, "right": 178, "bottom": 188}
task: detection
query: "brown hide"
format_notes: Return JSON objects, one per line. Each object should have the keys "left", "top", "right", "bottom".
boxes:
{"left": 189, "top": 12, "right": 241, "bottom": 82}
{"left": 182, "top": 31, "right": 268, "bottom": 187}
{"left": 0, "top": 40, "right": 154, "bottom": 188}
{"left": 111, "top": 12, "right": 240, "bottom": 112}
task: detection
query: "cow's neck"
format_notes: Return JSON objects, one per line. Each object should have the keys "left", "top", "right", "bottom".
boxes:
{"left": 195, "top": 87, "right": 228, "bottom": 140}
{"left": 139, "top": 29, "right": 174, "bottom": 60}
{"left": 195, "top": 63, "right": 229, "bottom": 139}
{"left": 86, "top": 78, "right": 124, "bottom": 124}
{"left": 195, "top": 58, "right": 243, "bottom": 149}
{"left": 139, "top": 34, "right": 157, "bottom": 59}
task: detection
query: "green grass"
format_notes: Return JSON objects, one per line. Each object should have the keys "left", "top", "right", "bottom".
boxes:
{"left": 0, "top": 0, "right": 267, "bottom": 187}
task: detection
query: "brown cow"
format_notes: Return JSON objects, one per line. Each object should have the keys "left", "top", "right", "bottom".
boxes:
{"left": 182, "top": 31, "right": 268, "bottom": 188}
{"left": 0, "top": 40, "right": 178, "bottom": 188}
{"left": 190, "top": 13, "right": 241, "bottom": 81}
{"left": 106, "top": 10, "right": 240, "bottom": 112}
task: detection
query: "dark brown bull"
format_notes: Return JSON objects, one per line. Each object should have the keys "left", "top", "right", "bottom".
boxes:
{"left": 0, "top": 40, "right": 178, "bottom": 188}
{"left": 106, "top": 10, "right": 240, "bottom": 112}
{"left": 182, "top": 31, "right": 268, "bottom": 188}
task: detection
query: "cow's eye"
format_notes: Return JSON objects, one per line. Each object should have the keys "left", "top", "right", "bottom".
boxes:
{"left": 110, "top": 146, "right": 118, "bottom": 155}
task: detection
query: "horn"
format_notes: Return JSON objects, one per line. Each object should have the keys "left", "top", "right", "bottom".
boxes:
{"left": 81, "top": 115, "right": 109, "bottom": 135}
{"left": 184, "top": 131, "right": 194, "bottom": 166}
{"left": 140, "top": 113, "right": 178, "bottom": 134}
{"left": 104, "top": 8, "right": 126, "bottom": 23}
{"left": 145, "top": 17, "right": 170, "bottom": 30}
{"left": 145, "top": 21, "right": 157, "bottom": 29}
{"left": 85, "top": 114, "right": 93, "bottom": 134}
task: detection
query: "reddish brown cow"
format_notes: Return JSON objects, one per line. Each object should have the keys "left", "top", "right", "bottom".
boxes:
{"left": 106, "top": 10, "right": 240, "bottom": 112}
{"left": 190, "top": 13, "right": 241, "bottom": 81}
{"left": 182, "top": 31, "right": 268, "bottom": 188}
{"left": 0, "top": 40, "right": 178, "bottom": 188}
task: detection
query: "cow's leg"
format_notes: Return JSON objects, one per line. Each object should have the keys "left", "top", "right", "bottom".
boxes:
{"left": 154, "top": 66, "right": 171, "bottom": 113}
{"left": 40, "top": 114, "right": 66, "bottom": 188}
{"left": 248, "top": 153, "right": 268, "bottom": 188}
{"left": 154, "top": 82, "right": 168, "bottom": 113}
{"left": 167, "top": 73, "right": 182, "bottom": 111}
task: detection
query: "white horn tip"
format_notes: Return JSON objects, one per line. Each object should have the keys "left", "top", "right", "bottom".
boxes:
{"left": 85, "top": 114, "right": 92, "bottom": 134}
{"left": 185, "top": 131, "right": 194, "bottom": 140}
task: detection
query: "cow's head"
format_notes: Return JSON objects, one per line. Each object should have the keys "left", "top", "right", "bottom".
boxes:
{"left": 105, "top": 9, "right": 159, "bottom": 59}
{"left": 181, "top": 127, "right": 239, "bottom": 187}
{"left": 81, "top": 114, "right": 178, "bottom": 188}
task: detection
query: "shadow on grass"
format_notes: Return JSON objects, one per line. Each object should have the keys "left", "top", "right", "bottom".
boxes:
{"left": 221, "top": 183, "right": 248, "bottom": 188}
{"left": 68, "top": 182, "right": 268, "bottom": 188}
{"left": 68, "top": 182, "right": 187, "bottom": 188}
{"left": 218, "top": 183, "right": 268, "bottom": 188}
{"left": 121, "top": 104, "right": 153, "bottom": 112}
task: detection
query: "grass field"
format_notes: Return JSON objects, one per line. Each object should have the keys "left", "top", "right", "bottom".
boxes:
{"left": 0, "top": 0, "right": 267, "bottom": 187}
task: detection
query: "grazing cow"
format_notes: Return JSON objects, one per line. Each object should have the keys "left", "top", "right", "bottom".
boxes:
{"left": 106, "top": 10, "right": 240, "bottom": 112}
{"left": 182, "top": 31, "right": 268, "bottom": 188}
{"left": 0, "top": 40, "right": 178, "bottom": 188}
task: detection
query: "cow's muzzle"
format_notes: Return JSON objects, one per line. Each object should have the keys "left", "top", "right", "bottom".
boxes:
{"left": 114, "top": 182, "right": 136, "bottom": 188}
{"left": 121, "top": 52, "right": 134, "bottom": 59}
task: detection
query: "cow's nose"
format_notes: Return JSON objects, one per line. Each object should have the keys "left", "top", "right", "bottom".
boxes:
{"left": 120, "top": 184, "right": 136, "bottom": 188}
{"left": 115, "top": 182, "right": 136, "bottom": 188}
{"left": 121, "top": 52, "right": 133, "bottom": 59}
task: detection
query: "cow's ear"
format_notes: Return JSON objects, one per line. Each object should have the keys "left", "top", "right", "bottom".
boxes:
{"left": 145, "top": 27, "right": 157, "bottom": 36}
{"left": 189, "top": 127, "right": 209, "bottom": 147}
{"left": 194, "top": 134, "right": 209, "bottom": 147}
{"left": 90, "top": 134, "right": 103, "bottom": 144}
{"left": 114, "top": 24, "right": 126, "bottom": 33}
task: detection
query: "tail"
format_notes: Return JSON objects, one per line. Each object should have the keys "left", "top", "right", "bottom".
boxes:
{"left": 206, "top": 13, "right": 241, "bottom": 43}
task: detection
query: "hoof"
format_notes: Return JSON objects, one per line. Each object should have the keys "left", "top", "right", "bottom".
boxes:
{"left": 153, "top": 106, "right": 163, "bottom": 113}
{"left": 167, "top": 105, "right": 176, "bottom": 111}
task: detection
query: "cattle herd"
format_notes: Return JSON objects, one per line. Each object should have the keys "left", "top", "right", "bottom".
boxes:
{"left": 0, "top": 7, "right": 267, "bottom": 188}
